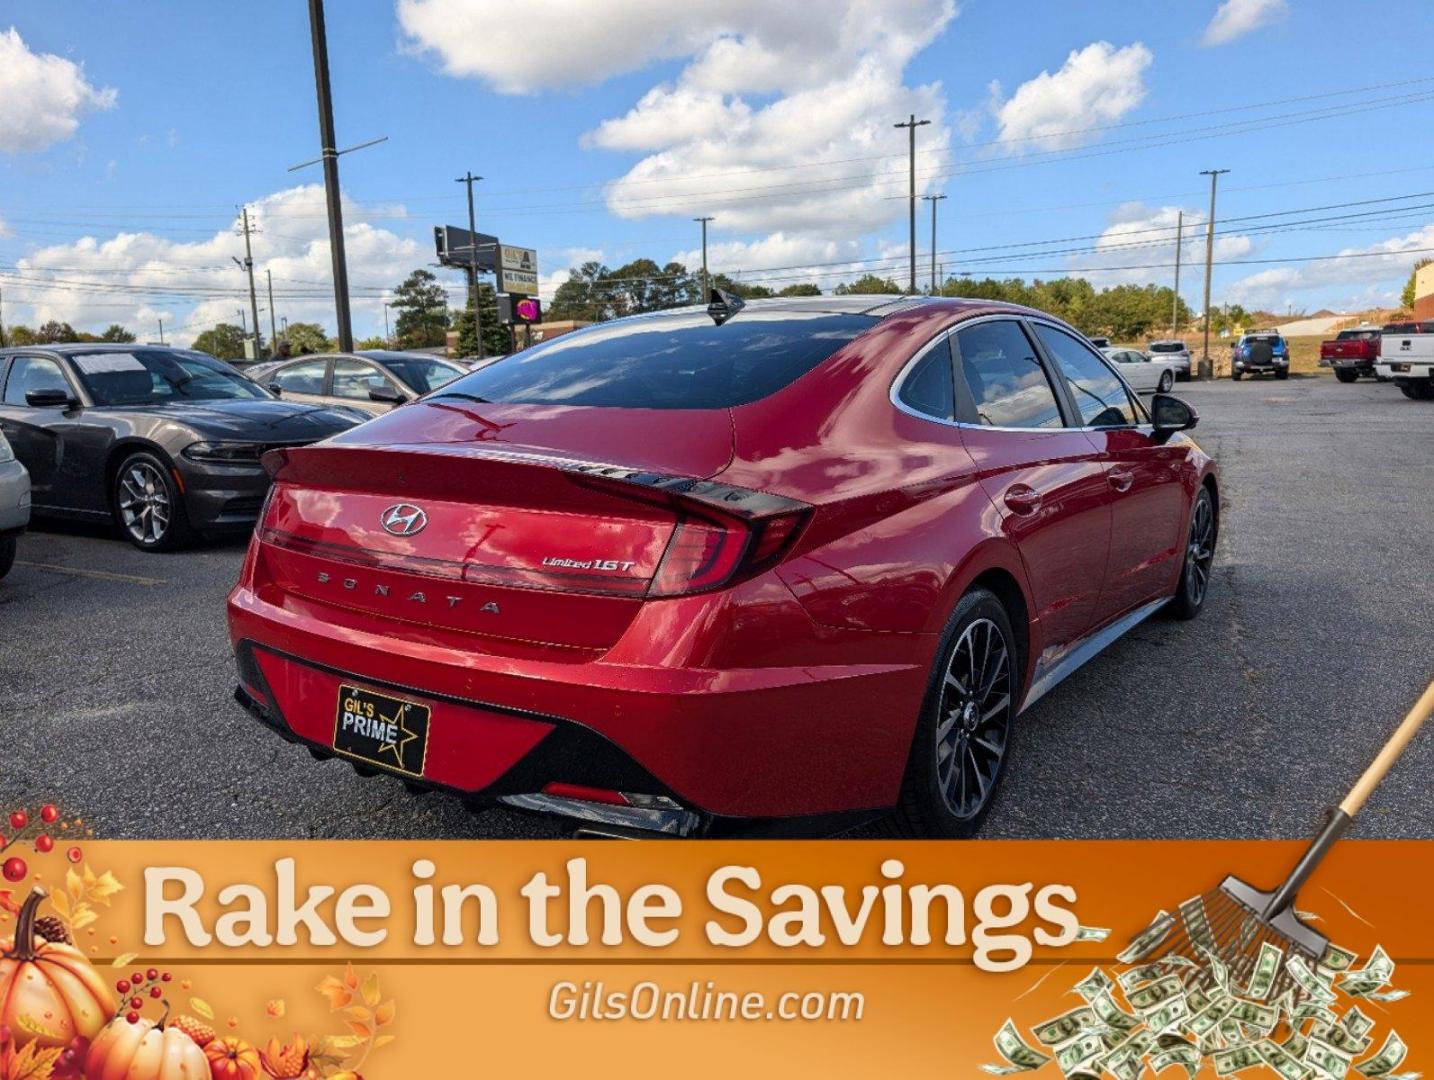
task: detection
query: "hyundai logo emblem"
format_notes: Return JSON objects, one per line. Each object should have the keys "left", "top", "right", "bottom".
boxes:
{"left": 380, "top": 503, "right": 428, "bottom": 537}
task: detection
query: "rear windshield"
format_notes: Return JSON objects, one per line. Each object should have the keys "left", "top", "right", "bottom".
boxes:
{"left": 438, "top": 310, "right": 876, "bottom": 409}
{"left": 1148, "top": 341, "right": 1186, "bottom": 353}
{"left": 1244, "top": 335, "right": 1280, "bottom": 345}
{"left": 1336, "top": 329, "right": 1379, "bottom": 340}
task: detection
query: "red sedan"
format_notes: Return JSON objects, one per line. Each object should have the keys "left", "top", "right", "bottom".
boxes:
{"left": 227, "top": 295, "right": 1217, "bottom": 837}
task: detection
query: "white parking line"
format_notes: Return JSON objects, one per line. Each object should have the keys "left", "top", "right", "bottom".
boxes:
{"left": 16, "top": 561, "right": 167, "bottom": 587}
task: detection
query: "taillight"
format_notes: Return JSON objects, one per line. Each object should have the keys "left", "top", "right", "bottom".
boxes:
{"left": 649, "top": 506, "right": 808, "bottom": 597}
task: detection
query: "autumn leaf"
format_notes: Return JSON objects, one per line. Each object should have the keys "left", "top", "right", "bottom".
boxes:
{"left": 65, "top": 868, "right": 83, "bottom": 904}
{"left": 265, "top": 999, "right": 286, "bottom": 1019}
{"left": 344, "top": 1020, "right": 372, "bottom": 1040}
{"left": 47, "top": 891, "right": 69, "bottom": 920}
{"left": 2, "top": 1041, "right": 65, "bottom": 1080}
{"left": 342, "top": 962, "right": 359, "bottom": 990}
{"left": 190, "top": 997, "right": 215, "bottom": 1020}
{"left": 316, "top": 975, "right": 353, "bottom": 1011}
{"left": 360, "top": 972, "right": 381, "bottom": 1008}
{"left": 0, "top": 891, "right": 19, "bottom": 917}
{"left": 342, "top": 1006, "right": 371, "bottom": 1025}
{"left": 373, "top": 999, "right": 396, "bottom": 1027}
{"left": 110, "top": 952, "right": 138, "bottom": 968}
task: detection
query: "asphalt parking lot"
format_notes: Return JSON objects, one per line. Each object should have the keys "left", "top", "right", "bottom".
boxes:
{"left": 1, "top": 374, "right": 1431, "bottom": 840}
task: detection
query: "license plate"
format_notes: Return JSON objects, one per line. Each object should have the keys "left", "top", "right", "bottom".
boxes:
{"left": 333, "top": 683, "right": 431, "bottom": 776}
{"left": 1392, "top": 363, "right": 1411, "bottom": 372}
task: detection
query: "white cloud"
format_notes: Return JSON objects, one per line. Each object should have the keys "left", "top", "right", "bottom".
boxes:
{"left": 1222, "top": 223, "right": 1434, "bottom": 311}
{"left": 990, "top": 42, "right": 1152, "bottom": 152}
{"left": 1075, "top": 201, "right": 1253, "bottom": 284}
{"left": 1201, "top": 0, "right": 1287, "bottom": 47}
{"left": 8, "top": 186, "right": 423, "bottom": 343}
{"left": 402, "top": 0, "right": 957, "bottom": 268}
{"left": 669, "top": 233, "right": 861, "bottom": 287}
{"left": 0, "top": 28, "right": 116, "bottom": 153}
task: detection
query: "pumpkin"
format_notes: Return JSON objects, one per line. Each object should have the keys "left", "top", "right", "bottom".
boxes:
{"left": 0, "top": 887, "right": 114, "bottom": 1050}
{"left": 84, "top": 1014, "right": 209, "bottom": 1080}
{"left": 204, "top": 1036, "right": 263, "bottom": 1080}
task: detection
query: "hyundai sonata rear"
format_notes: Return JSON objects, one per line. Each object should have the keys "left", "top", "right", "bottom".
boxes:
{"left": 228, "top": 296, "right": 1216, "bottom": 837}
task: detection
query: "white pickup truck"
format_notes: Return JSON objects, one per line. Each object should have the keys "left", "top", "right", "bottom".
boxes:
{"left": 1374, "top": 319, "right": 1434, "bottom": 400}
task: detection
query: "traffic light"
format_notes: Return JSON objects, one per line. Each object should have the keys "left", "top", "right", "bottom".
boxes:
{"left": 498, "top": 295, "right": 543, "bottom": 325}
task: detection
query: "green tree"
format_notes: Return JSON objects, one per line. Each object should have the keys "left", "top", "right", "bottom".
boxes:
{"left": 99, "top": 324, "right": 136, "bottom": 343}
{"left": 777, "top": 283, "right": 822, "bottom": 297}
{"left": 548, "top": 261, "right": 612, "bottom": 322}
{"left": 5, "top": 325, "right": 38, "bottom": 346}
{"left": 191, "top": 323, "right": 247, "bottom": 360}
{"left": 1402, "top": 258, "right": 1432, "bottom": 310}
{"left": 282, "top": 322, "right": 332, "bottom": 355}
{"left": 835, "top": 274, "right": 903, "bottom": 296}
{"left": 354, "top": 335, "right": 389, "bottom": 350}
{"left": 391, "top": 269, "right": 451, "bottom": 348}
{"left": 36, "top": 320, "right": 78, "bottom": 343}
{"left": 710, "top": 274, "right": 773, "bottom": 300}
{"left": 452, "top": 283, "right": 509, "bottom": 358}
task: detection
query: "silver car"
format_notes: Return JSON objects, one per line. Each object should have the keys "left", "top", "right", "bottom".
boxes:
{"left": 1146, "top": 339, "right": 1193, "bottom": 380}
{"left": 247, "top": 350, "right": 467, "bottom": 416}
{"left": 1102, "top": 347, "right": 1181, "bottom": 393}
{"left": 0, "top": 429, "right": 30, "bottom": 580}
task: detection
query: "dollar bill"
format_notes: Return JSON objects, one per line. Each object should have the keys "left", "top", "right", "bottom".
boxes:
{"left": 1033, "top": 1006, "right": 1099, "bottom": 1047}
{"left": 1315, "top": 1023, "right": 1373, "bottom": 1057}
{"left": 1228, "top": 999, "right": 1279, "bottom": 1033}
{"left": 1128, "top": 975, "right": 1185, "bottom": 1014}
{"left": 1341, "top": 947, "right": 1394, "bottom": 997}
{"left": 1118, "top": 911, "right": 1176, "bottom": 964}
{"left": 1090, "top": 990, "right": 1141, "bottom": 1034}
{"left": 985, "top": 1019, "right": 1053, "bottom": 1074}
{"left": 1074, "top": 967, "right": 1114, "bottom": 1002}
{"left": 1258, "top": 1038, "right": 1313, "bottom": 1080}
{"left": 1295, "top": 1001, "right": 1339, "bottom": 1028}
{"left": 1355, "top": 1032, "right": 1407, "bottom": 1078}
{"left": 1119, "top": 962, "right": 1170, "bottom": 992}
{"left": 1151, "top": 1043, "right": 1201, "bottom": 1078}
{"left": 1200, "top": 945, "right": 1232, "bottom": 993}
{"left": 1288, "top": 955, "right": 1339, "bottom": 1005}
{"left": 1179, "top": 895, "right": 1217, "bottom": 952}
{"left": 1246, "top": 941, "right": 1285, "bottom": 1001}
{"left": 1214, "top": 1044, "right": 1264, "bottom": 1076}
{"left": 1307, "top": 1037, "right": 1354, "bottom": 1079}
{"left": 1146, "top": 996, "right": 1191, "bottom": 1035}
{"left": 1320, "top": 943, "right": 1358, "bottom": 973}
{"left": 1343, "top": 1007, "right": 1376, "bottom": 1040}
{"left": 1283, "top": 1031, "right": 1309, "bottom": 1059}
{"left": 1075, "top": 925, "right": 1111, "bottom": 942}
{"left": 1188, "top": 997, "right": 1237, "bottom": 1039}
{"left": 1363, "top": 989, "right": 1409, "bottom": 1003}
{"left": 1056, "top": 1033, "right": 1107, "bottom": 1076}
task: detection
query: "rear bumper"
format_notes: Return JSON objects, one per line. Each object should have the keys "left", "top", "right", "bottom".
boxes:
{"left": 227, "top": 582, "right": 929, "bottom": 824}
{"left": 1376, "top": 362, "right": 1434, "bottom": 381}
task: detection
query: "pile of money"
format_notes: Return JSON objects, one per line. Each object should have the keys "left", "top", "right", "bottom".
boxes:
{"left": 982, "top": 903, "right": 1415, "bottom": 1079}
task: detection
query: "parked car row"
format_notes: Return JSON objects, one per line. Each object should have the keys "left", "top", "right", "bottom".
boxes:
{"left": 245, "top": 350, "right": 468, "bottom": 415}
{"left": 1320, "top": 320, "right": 1434, "bottom": 399}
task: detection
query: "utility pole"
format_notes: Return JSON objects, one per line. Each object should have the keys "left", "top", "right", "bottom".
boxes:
{"left": 894, "top": 114, "right": 930, "bottom": 294}
{"left": 923, "top": 193, "right": 946, "bottom": 294}
{"left": 1199, "top": 169, "right": 1228, "bottom": 378}
{"left": 1171, "top": 210, "right": 1184, "bottom": 337}
{"left": 383, "top": 302, "right": 391, "bottom": 345}
{"left": 0, "top": 286, "right": 6, "bottom": 348}
{"left": 157, "top": 318, "right": 165, "bottom": 345}
{"left": 694, "top": 216, "right": 714, "bottom": 298}
{"left": 307, "top": 0, "right": 353, "bottom": 352}
{"left": 455, "top": 171, "right": 484, "bottom": 358}
{"left": 236, "top": 206, "right": 262, "bottom": 357}
{"left": 266, "top": 268, "right": 277, "bottom": 348}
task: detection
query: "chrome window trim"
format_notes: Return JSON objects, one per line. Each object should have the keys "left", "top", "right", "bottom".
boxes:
{"left": 888, "top": 327, "right": 959, "bottom": 426}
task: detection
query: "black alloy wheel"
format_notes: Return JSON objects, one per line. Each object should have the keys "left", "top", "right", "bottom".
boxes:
{"left": 1168, "top": 486, "right": 1216, "bottom": 620}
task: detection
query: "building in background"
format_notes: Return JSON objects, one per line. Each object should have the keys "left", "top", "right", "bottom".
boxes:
{"left": 1414, "top": 262, "right": 1434, "bottom": 321}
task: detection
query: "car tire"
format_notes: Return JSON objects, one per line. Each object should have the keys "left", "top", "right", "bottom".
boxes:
{"left": 892, "top": 587, "right": 1019, "bottom": 839}
{"left": 1231, "top": 369, "right": 1242, "bottom": 381}
{"left": 1275, "top": 368, "right": 1289, "bottom": 380}
{"left": 1335, "top": 368, "right": 1358, "bottom": 384}
{"left": 1158, "top": 370, "right": 1174, "bottom": 393}
{"left": 111, "top": 450, "right": 193, "bottom": 552}
{"left": 1399, "top": 381, "right": 1434, "bottom": 401}
{"left": 0, "top": 535, "right": 15, "bottom": 580}
{"left": 1167, "top": 487, "right": 1216, "bottom": 620}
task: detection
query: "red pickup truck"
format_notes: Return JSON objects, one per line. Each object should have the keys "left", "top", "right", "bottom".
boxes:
{"left": 1320, "top": 327, "right": 1382, "bottom": 382}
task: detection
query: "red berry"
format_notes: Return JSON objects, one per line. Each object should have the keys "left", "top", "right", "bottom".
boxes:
{"left": 116, "top": 980, "right": 130, "bottom": 994}
{"left": 131, "top": 971, "right": 142, "bottom": 984}
{"left": 66, "top": 846, "right": 82, "bottom": 864}
{"left": 126, "top": 1012, "right": 139, "bottom": 1024}
{"left": 35, "top": 835, "right": 53, "bottom": 853}
{"left": 8, "top": 811, "right": 26, "bottom": 831}
{"left": 129, "top": 997, "right": 143, "bottom": 1010}
{"left": 146, "top": 967, "right": 158, "bottom": 981}
{"left": 149, "top": 986, "right": 162, "bottom": 999}
{"left": 161, "top": 972, "right": 172, "bottom": 982}
{"left": 40, "top": 805, "right": 58, "bottom": 824}
{"left": 1, "top": 857, "right": 26, "bottom": 882}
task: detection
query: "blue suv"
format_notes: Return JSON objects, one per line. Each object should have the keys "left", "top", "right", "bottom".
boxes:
{"left": 1232, "top": 331, "right": 1290, "bottom": 380}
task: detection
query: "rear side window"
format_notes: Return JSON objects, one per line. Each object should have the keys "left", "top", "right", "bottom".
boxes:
{"left": 441, "top": 310, "right": 875, "bottom": 409}
{"left": 896, "top": 337, "right": 955, "bottom": 420}
{"left": 272, "top": 360, "right": 328, "bottom": 395}
{"left": 1033, "top": 324, "right": 1139, "bottom": 428}
{"left": 953, "top": 320, "right": 1064, "bottom": 429}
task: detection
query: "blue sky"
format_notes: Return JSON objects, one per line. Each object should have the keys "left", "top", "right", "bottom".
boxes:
{"left": 2, "top": 0, "right": 1432, "bottom": 344}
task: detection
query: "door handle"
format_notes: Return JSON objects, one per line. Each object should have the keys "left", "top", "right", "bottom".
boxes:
{"left": 1003, "top": 484, "right": 1042, "bottom": 515}
{"left": 1108, "top": 467, "right": 1134, "bottom": 493}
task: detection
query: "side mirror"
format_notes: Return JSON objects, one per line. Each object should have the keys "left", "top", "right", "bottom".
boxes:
{"left": 1151, "top": 394, "right": 1198, "bottom": 441}
{"left": 368, "top": 387, "right": 407, "bottom": 405}
{"left": 267, "top": 382, "right": 283, "bottom": 396}
{"left": 25, "top": 387, "right": 74, "bottom": 408}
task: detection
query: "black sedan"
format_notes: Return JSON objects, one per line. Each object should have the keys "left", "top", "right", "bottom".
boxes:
{"left": 0, "top": 344, "right": 366, "bottom": 551}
